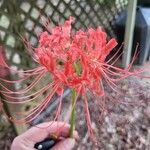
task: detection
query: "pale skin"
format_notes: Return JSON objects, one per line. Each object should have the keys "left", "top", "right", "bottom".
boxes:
{"left": 11, "top": 122, "right": 79, "bottom": 150}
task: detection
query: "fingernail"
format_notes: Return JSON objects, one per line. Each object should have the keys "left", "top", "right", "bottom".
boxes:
{"left": 67, "top": 138, "right": 75, "bottom": 147}
{"left": 73, "top": 131, "right": 79, "bottom": 141}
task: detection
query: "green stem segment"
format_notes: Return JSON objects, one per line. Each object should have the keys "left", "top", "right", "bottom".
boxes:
{"left": 69, "top": 89, "right": 77, "bottom": 138}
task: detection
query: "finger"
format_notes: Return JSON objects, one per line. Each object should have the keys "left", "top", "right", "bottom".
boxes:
{"left": 11, "top": 136, "right": 36, "bottom": 150}
{"left": 19, "top": 121, "right": 78, "bottom": 143}
{"left": 50, "top": 138, "right": 75, "bottom": 150}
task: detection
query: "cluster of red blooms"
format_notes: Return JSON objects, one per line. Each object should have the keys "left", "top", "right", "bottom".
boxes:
{"left": 36, "top": 17, "right": 117, "bottom": 96}
{"left": 0, "top": 17, "right": 149, "bottom": 142}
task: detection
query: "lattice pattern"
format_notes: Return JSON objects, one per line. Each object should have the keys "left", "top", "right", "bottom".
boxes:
{"left": 0, "top": 0, "right": 128, "bottom": 68}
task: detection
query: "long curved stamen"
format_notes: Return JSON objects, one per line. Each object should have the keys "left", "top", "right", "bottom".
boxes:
{"left": 96, "top": 96, "right": 108, "bottom": 117}
{"left": 0, "top": 64, "right": 45, "bottom": 75}
{"left": 0, "top": 75, "right": 35, "bottom": 84}
{"left": 0, "top": 67, "right": 45, "bottom": 84}
{"left": 101, "top": 70, "right": 126, "bottom": 96}
{"left": 14, "top": 83, "right": 56, "bottom": 116}
{"left": 102, "top": 63, "right": 131, "bottom": 73}
{"left": 106, "top": 43, "right": 124, "bottom": 64}
{"left": 102, "top": 69, "right": 145, "bottom": 97}
{"left": 23, "top": 83, "right": 59, "bottom": 123}
{"left": 94, "top": 60, "right": 130, "bottom": 77}
{"left": 0, "top": 71, "right": 46, "bottom": 94}
{"left": 127, "top": 43, "right": 139, "bottom": 71}
{"left": 33, "top": 89, "right": 68, "bottom": 130}
{"left": 134, "top": 73, "right": 150, "bottom": 78}
{"left": 110, "top": 50, "right": 124, "bottom": 66}
{"left": 102, "top": 66, "right": 124, "bottom": 77}
{"left": 87, "top": 86, "right": 107, "bottom": 117}
{"left": 54, "top": 89, "right": 64, "bottom": 121}
{"left": 83, "top": 93, "right": 96, "bottom": 143}
{"left": 6, "top": 83, "right": 59, "bottom": 124}
{"left": 21, "top": 68, "right": 46, "bottom": 76}
{"left": 54, "top": 89, "right": 67, "bottom": 137}
{"left": 101, "top": 66, "right": 130, "bottom": 82}
{"left": 40, "top": 16, "right": 51, "bottom": 33}
{"left": 103, "top": 67, "right": 145, "bottom": 92}
{"left": 103, "top": 64, "right": 149, "bottom": 81}
{"left": 1, "top": 83, "right": 53, "bottom": 103}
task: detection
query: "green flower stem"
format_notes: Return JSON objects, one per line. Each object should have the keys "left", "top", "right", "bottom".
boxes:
{"left": 69, "top": 89, "right": 77, "bottom": 138}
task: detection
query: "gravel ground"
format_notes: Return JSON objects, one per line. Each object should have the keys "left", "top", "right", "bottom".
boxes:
{"left": 74, "top": 78, "right": 150, "bottom": 150}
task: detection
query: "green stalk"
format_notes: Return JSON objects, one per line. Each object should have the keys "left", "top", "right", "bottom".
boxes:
{"left": 69, "top": 89, "right": 77, "bottom": 138}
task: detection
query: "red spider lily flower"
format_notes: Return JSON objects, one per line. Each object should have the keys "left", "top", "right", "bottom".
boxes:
{"left": 0, "top": 17, "right": 149, "bottom": 142}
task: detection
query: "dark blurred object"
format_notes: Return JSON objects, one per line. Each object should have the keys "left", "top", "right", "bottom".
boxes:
{"left": 115, "top": 6, "right": 150, "bottom": 65}
{"left": 138, "top": 0, "right": 150, "bottom": 7}
{"left": 34, "top": 138, "right": 56, "bottom": 150}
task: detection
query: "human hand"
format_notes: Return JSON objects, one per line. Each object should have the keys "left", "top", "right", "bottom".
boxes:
{"left": 11, "top": 121, "right": 78, "bottom": 150}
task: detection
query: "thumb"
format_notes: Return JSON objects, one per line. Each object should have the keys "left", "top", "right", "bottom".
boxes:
{"left": 50, "top": 138, "right": 75, "bottom": 150}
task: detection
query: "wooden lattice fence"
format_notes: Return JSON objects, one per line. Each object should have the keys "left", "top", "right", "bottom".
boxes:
{"left": 0, "top": 0, "right": 128, "bottom": 67}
